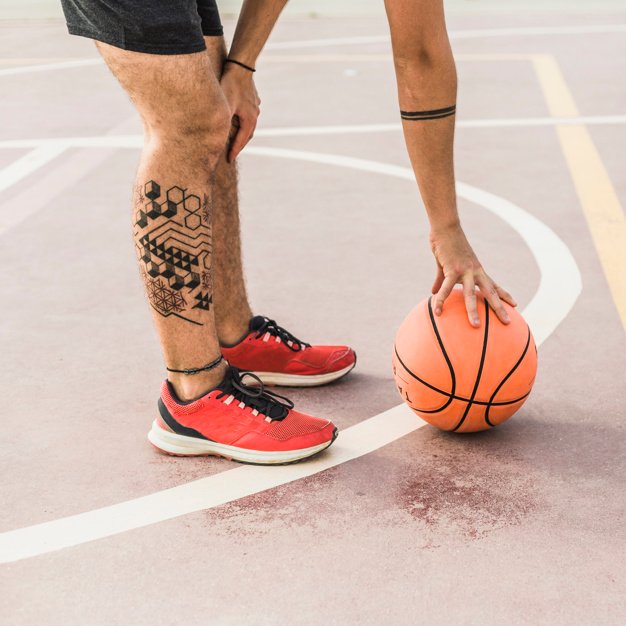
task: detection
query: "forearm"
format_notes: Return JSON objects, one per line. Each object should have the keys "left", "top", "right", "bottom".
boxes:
{"left": 385, "top": 0, "right": 459, "bottom": 232}
{"left": 228, "top": 0, "right": 288, "bottom": 67}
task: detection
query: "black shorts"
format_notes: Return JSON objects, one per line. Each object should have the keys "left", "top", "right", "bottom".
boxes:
{"left": 60, "top": 0, "right": 223, "bottom": 55}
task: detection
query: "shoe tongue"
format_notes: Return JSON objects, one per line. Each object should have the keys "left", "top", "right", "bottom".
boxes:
{"left": 218, "top": 366, "right": 288, "bottom": 420}
{"left": 249, "top": 315, "right": 267, "bottom": 332}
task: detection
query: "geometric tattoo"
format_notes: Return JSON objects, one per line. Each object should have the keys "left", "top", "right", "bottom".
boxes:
{"left": 134, "top": 180, "right": 213, "bottom": 326}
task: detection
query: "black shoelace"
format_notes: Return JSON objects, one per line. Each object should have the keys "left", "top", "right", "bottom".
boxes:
{"left": 216, "top": 367, "right": 293, "bottom": 421}
{"left": 254, "top": 317, "right": 311, "bottom": 352}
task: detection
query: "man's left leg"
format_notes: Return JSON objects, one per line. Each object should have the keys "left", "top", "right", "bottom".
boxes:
{"left": 204, "top": 37, "right": 254, "bottom": 345}
{"left": 204, "top": 36, "right": 357, "bottom": 387}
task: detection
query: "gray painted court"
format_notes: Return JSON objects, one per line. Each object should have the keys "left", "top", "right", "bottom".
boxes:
{"left": 0, "top": 2, "right": 625, "bottom": 624}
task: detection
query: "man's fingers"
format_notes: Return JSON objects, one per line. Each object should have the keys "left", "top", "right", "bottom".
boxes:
{"left": 496, "top": 284, "right": 517, "bottom": 307}
{"left": 431, "top": 266, "right": 444, "bottom": 294}
{"left": 433, "top": 275, "right": 457, "bottom": 316}
{"left": 228, "top": 125, "right": 247, "bottom": 162}
{"left": 476, "top": 276, "right": 510, "bottom": 324}
{"left": 228, "top": 116, "right": 256, "bottom": 162}
{"left": 248, "top": 118, "right": 258, "bottom": 143}
{"left": 462, "top": 274, "right": 480, "bottom": 327}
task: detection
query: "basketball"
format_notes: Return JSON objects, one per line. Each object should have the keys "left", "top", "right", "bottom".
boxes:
{"left": 392, "top": 288, "right": 537, "bottom": 433}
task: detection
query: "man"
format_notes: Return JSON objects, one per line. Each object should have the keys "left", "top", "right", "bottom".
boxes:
{"left": 59, "top": 0, "right": 515, "bottom": 464}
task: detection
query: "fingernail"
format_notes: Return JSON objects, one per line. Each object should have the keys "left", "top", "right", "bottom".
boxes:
{"left": 435, "top": 307, "right": 442, "bottom": 315}
{"left": 473, "top": 317, "right": 480, "bottom": 326}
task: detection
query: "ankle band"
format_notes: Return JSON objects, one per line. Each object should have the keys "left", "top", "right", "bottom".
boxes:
{"left": 166, "top": 355, "right": 224, "bottom": 376}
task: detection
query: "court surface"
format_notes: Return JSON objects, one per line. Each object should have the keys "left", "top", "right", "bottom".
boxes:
{"left": 0, "top": 4, "right": 625, "bottom": 625}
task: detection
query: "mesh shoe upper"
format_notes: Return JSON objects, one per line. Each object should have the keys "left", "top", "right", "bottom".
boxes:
{"left": 158, "top": 367, "right": 335, "bottom": 452}
{"left": 221, "top": 316, "right": 356, "bottom": 376}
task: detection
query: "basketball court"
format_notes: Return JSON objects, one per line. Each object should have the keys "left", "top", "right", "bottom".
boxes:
{"left": 0, "top": 1, "right": 625, "bottom": 623}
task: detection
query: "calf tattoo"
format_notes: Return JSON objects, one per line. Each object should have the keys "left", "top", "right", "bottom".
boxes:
{"left": 134, "top": 180, "right": 213, "bottom": 326}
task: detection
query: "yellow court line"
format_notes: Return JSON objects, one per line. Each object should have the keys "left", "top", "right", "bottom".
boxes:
{"left": 531, "top": 54, "right": 626, "bottom": 333}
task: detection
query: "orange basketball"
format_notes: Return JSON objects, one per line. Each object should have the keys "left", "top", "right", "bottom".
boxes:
{"left": 392, "top": 288, "right": 537, "bottom": 433}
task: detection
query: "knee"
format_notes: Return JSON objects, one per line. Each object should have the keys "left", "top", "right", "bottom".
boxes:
{"left": 149, "top": 104, "right": 231, "bottom": 166}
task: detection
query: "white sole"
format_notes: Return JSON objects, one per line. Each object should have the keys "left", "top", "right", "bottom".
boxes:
{"left": 147, "top": 421, "right": 337, "bottom": 465}
{"left": 249, "top": 363, "right": 356, "bottom": 387}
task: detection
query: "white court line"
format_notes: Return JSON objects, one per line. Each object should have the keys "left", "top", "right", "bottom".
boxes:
{"left": 0, "top": 118, "right": 147, "bottom": 236}
{"left": 257, "top": 116, "right": 626, "bottom": 135}
{"left": 0, "top": 144, "right": 67, "bottom": 194}
{"left": 1, "top": 24, "right": 625, "bottom": 77}
{"left": 0, "top": 113, "right": 625, "bottom": 154}
{"left": 0, "top": 146, "right": 121, "bottom": 236}
{"left": 266, "top": 24, "right": 626, "bottom": 48}
{"left": 0, "top": 148, "right": 581, "bottom": 564}
{"left": 0, "top": 58, "right": 103, "bottom": 77}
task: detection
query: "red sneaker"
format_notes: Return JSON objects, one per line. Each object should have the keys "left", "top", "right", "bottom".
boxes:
{"left": 221, "top": 316, "right": 356, "bottom": 387}
{"left": 148, "top": 367, "right": 337, "bottom": 464}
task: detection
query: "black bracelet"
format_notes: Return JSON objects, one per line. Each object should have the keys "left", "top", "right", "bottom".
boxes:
{"left": 225, "top": 58, "right": 256, "bottom": 73}
{"left": 400, "top": 104, "right": 456, "bottom": 121}
{"left": 166, "top": 355, "right": 224, "bottom": 376}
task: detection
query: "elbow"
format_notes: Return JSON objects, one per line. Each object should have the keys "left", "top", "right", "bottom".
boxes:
{"left": 392, "top": 39, "right": 454, "bottom": 74}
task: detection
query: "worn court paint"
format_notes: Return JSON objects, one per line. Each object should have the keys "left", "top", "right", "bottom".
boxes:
{"left": 0, "top": 149, "right": 581, "bottom": 563}
{"left": 532, "top": 54, "right": 626, "bottom": 333}
{"left": 0, "top": 145, "right": 66, "bottom": 194}
{"left": 0, "top": 118, "right": 144, "bottom": 237}
{"left": 0, "top": 146, "right": 118, "bottom": 236}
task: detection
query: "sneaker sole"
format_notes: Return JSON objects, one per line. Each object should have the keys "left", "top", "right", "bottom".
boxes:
{"left": 148, "top": 421, "right": 338, "bottom": 465}
{"left": 250, "top": 362, "right": 356, "bottom": 387}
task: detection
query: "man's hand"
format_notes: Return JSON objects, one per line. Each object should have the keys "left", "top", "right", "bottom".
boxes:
{"left": 220, "top": 65, "right": 261, "bottom": 163}
{"left": 429, "top": 223, "right": 516, "bottom": 327}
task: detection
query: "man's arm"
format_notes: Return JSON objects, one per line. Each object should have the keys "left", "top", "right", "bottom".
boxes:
{"left": 384, "top": 0, "right": 515, "bottom": 326}
{"left": 220, "top": 0, "right": 288, "bottom": 162}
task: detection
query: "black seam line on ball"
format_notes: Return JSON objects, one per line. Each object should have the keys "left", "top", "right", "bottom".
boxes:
{"left": 158, "top": 398, "right": 211, "bottom": 441}
{"left": 393, "top": 345, "right": 530, "bottom": 413}
{"left": 426, "top": 296, "right": 457, "bottom": 412}
{"left": 392, "top": 298, "right": 457, "bottom": 414}
{"left": 394, "top": 347, "right": 531, "bottom": 408}
{"left": 484, "top": 325, "right": 532, "bottom": 428}
{"left": 393, "top": 345, "right": 530, "bottom": 404}
{"left": 452, "top": 299, "right": 490, "bottom": 432}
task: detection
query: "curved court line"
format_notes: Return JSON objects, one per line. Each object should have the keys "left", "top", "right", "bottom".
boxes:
{"left": 247, "top": 147, "right": 581, "bottom": 346}
{"left": 0, "top": 148, "right": 581, "bottom": 563}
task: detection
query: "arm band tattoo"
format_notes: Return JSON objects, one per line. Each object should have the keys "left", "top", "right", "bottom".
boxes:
{"left": 400, "top": 104, "right": 456, "bottom": 121}
{"left": 166, "top": 355, "right": 224, "bottom": 376}
{"left": 224, "top": 58, "right": 256, "bottom": 73}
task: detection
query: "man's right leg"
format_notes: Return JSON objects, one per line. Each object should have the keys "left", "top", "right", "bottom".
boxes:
{"left": 97, "top": 42, "right": 230, "bottom": 401}
{"left": 96, "top": 42, "right": 337, "bottom": 463}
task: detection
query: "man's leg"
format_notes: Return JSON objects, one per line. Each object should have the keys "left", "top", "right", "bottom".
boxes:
{"left": 200, "top": 36, "right": 357, "bottom": 387}
{"left": 97, "top": 42, "right": 231, "bottom": 400}
{"left": 204, "top": 37, "right": 254, "bottom": 345}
